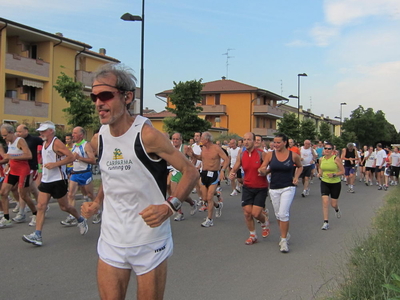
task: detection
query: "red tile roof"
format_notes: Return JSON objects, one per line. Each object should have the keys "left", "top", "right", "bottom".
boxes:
{"left": 144, "top": 110, "right": 176, "bottom": 119}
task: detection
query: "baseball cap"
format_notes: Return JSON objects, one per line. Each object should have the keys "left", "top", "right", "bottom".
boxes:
{"left": 37, "top": 121, "right": 55, "bottom": 132}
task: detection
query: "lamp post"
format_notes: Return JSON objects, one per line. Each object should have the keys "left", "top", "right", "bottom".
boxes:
{"left": 288, "top": 94, "right": 299, "bottom": 119}
{"left": 296, "top": 73, "right": 307, "bottom": 121}
{"left": 121, "top": 1, "right": 145, "bottom": 116}
{"left": 340, "top": 102, "right": 347, "bottom": 136}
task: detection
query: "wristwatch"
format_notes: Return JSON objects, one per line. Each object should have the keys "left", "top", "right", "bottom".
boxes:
{"left": 166, "top": 196, "right": 182, "bottom": 211}
{"left": 332, "top": 173, "right": 337, "bottom": 177}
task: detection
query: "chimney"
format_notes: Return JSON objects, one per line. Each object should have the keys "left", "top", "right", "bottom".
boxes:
{"left": 99, "top": 48, "right": 106, "bottom": 55}
{"left": 221, "top": 76, "right": 226, "bottom": 80}
{"left": 55, "top": 32, "right": 63, "bottom": 37}
{"left": 321, "top": 114, "right": 324, "bottom": 118}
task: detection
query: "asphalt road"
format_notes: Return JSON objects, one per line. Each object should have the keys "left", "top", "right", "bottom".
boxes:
{"left": 0, "top": 178, "right": 387, "bottom": 300}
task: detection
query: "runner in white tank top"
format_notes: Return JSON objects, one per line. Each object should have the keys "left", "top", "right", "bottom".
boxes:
{"left": 81, "top": 65, "right": 199, "bottom": 300}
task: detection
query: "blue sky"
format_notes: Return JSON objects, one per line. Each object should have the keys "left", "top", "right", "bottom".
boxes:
{"left": 2, "top": 0, "right": 400, "bottom": 131}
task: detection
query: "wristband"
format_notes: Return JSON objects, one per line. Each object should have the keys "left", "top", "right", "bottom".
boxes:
{"left": 166, "top": 196, "right": 182, "bottom": 212}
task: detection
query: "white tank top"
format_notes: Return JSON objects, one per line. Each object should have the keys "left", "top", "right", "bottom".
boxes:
{"left": 98, "top": 116, "right": 171, "bottom": 247}
{"left": 41, "top": 137, "right": 67, "bottom": 183}
{"left": 72, "top": 141, "right": 91, "bottom": 172}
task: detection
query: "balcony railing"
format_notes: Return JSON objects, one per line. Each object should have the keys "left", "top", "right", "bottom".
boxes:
{"left": 253, "top": 105, "right": 283, "bottom": 118}
{"left": 198, "top": 105, "right": 226, "bottom": 114}
{"left": 252, "top": 127, "right": 277, "bottom": 137}
{"left": 4, "top": 97, "right": 48, "bottom": 118}
{"left": 5, "top": 53, "right": 50, "bottom": 78}
{"left": 76, "top": 70, "right": 94, "bottom": 87}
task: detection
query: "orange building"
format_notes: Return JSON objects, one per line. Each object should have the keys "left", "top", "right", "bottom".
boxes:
{"left": 156, "top": 77, "right": 288, "bottom": 138}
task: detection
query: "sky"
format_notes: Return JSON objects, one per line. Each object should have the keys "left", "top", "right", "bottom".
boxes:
{"left": 2, "top": 0, "right": 400, "bottom": 130}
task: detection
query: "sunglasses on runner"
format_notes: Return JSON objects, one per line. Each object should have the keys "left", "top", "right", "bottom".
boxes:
{"left": 90, "top": 91, "right": 123, "bottom": 103}
{"left": 324, "top": 147, "right": 332, "bottom": 150}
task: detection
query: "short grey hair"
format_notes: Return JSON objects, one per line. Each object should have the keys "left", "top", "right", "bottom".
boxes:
{"left": 202, "top": 131, "right": 213, "bottom": 142}
{"left": 1, "top": 123, "right": 15, "bottom": 133}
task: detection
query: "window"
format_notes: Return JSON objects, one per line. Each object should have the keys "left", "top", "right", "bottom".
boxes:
{"left": 29, "top": 45, "right": 37, "bottom": 59}
{"left": 22, "top": 86, "right": 36, "bottom": 101}
{"left": 215, "top": 94, "right": 220, "bottom": 105}
{"left": 3, "top": 120, "right": 17, "bottom": 126}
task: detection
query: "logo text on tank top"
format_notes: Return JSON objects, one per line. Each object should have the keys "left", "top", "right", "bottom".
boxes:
{"left": 106, "top": 148, "right": 133, "bottom": 171}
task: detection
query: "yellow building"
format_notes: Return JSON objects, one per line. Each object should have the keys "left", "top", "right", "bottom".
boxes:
{"left": 156, "top": 77, "right": 288, "bottom": 139}
{"left": 0, "top": 17, "right": 121, "bottom": 130}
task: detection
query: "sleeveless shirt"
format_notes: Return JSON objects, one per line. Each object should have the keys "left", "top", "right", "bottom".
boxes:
{"left": 72, "top": 140, "right": 91, "bottom": 172}
{"left": 269, "top": 151, "right": 295, "bottom": 189}
{"left": 241, "top": 148, "right": 268, "bottom": 189}
{"left": 8, "top": 137, "right": 30, "bottom": 177}
{"left": 320, "top": 155, "right": 341, "bottom": 184}
{"left": 41, "top": 137, "right": 67, "bottom": 183}
{"left": 98, "top": 116, "right": 171, "bottom": 247}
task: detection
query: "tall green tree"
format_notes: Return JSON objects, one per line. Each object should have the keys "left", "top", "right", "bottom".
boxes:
{"left": 299, "top": 119, "right": 317, "bottom": 142}
{"left": 276, "top": 113, "right": 300, "bottom": 141}
{"left": 318, "top": 122, "right": 332, "bottom": 142}
{"left": 342, "top": 106, "right": 395, "bottom": 146}
{"left": 54, "top": 72, "right": 99, "bottom": 130}
{"left": 163, "top": 79, "right": 211, "bottom": 141}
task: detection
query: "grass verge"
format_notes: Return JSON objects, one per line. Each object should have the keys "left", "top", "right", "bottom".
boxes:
{"left": 325, "top": 187, "right": 400, "bottom": 299}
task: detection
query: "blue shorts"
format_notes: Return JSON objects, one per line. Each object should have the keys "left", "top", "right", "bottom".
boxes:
{"left": 70, "top": 171, "right": 93, "bottom": 186}
{"left": 66, "top": 167, "right": 73, "bottom": 176}
{"left": 344, "top": 167, "right": 355, "bottom": 176}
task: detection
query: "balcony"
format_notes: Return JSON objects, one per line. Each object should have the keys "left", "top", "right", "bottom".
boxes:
{"left": 253, "top": 105, "right": 283, "bottom": 118}
{"left": 5, "top": 53, "right": 50, "bottom": 78}
{"left": 76, "top": 70, "right": 94, "bottom": 88}
{"left": 252, "top": 128, "right": 278, "bottom": 138}
{"left": 198, "top": 105, "right": 226, "bottom": 115}
{"left": 4, "top": 97, "right": 49, "bottom": 118}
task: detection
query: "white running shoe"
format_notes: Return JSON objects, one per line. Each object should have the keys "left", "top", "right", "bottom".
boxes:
{"left": 77, "top": 218, "right": 88, "bottom": 235}
{"left": 92, "top": 212, "right": 102, "bottom": 224}
{"left": 174, "top": 213, "right": 185, "bottom": 221}
{"left": 60, "top": 215, "right": 78, "bottom": 226}
{"left": 29, "top": 215, "right": 37, "bottom": 227}
{"left": 230, "top": 190, "right": 238, "bottom": 196}
{"left": 190, "top": 202, "right": 198, "bottom": 216}
{"left": 12, "top": 203, "right": 20, "bottom": 213}
{"left": 201, "top": 218, "right": 213, "bottom": 228}
{"left": 321, "top": 222, "right": 330, "bottom": 230}
{"left": 279, "top": 238, "right": 289, "bottom": 253}
{"left": 215, "top": 202, "right": 223, "bottom": 218}
{"left": 22, "top": 232, "right": 43, "bottom": 246}
{"left": 335, "top": 208, "right": 342, "bottom": 219}
{"left": 12, "top": 213, "right": 26, "bottom": 223}
{"left": 0, "top": 217, "right": 12, "bottom": 228}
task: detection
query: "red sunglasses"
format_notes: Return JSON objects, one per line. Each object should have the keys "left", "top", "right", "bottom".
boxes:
{"left": 90, "top": 91, "right": 123, "bottom": 103}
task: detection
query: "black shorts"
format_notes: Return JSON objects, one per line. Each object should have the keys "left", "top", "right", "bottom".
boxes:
{"left": 241, "top": 185, "right": 268, "bottom": 208}
{"left": 236, "top": 169, "right": 242, "bottom": 179}
{"left": 375, "top": 166, "right": 385, "bottom": 173}
{"left": 366, "top": 167, "right": 375, "bottom": 173}
{"left": 200, "top": 170, "right": 219, "bottom": 188}
{"left": 390, "top": 166, "right": 400, "bottom": 178}
{"left": 6, "top": 173, "right": 30, "bottom": 188}
{"left": 38, "top": 179, "right": 68, "bottom": 199}
{"left": 300, "top": 165, "right": 312, "bottom": 178}
{"left": 320, "top": 181, "right": 341, "bottom": 199}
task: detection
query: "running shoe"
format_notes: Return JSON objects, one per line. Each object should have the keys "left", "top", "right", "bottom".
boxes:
{"left": 29, "top": 215, "right": 36, "bottom": 227}
{"left": 261, "top": 225, "right": 270, "bottom": 238}
{"left": 25, "top": 206, "right": 31, "bottom": 213}
{"left": 230, "top": 190, "right": 238, "bottom": 196}
{"left": 335, "top": 208, "right": 342, "bottom": 219}
{"left": 216, "top": 186, "right": 222, "bottom": 192}
{"left": 60, "top": 215, "right": 78, "bottom": 226}
{"left": 369, "top": 181, "right": 373, "bottom": 186}
{"left": 378, "top": 186, "right": 383, "bottom": 190}
{"left": 306, "top": 188, "right": 310, "bottom": 196}
{"left": 201, "top": 218, "right": 213, "bottom": 228}
{"left": 245, "top": 234, "right": 257, "bottom": 245}
{"left": 365, "top": 181, "right": 369, "bottom": 186}
{"left": 92, "top": 212, "right": 102, "bottom": 224}
{"left": 190, "top": 202, "right": 198, "bottom": 216}
{"left": 236, "top": 186, "right": 241, "bottom": 193}
{"left": 301, "top": 190, "right": 306, "bottom": 197}
{"left": 383, "top": 185, "right": 388, "bottom": 191}
{"left": 12, "top": 213, "right": 26, "bottom": 223}
{"left": 215, "top": 202, "right": 223, "bottom": 218}
{"left": 12, "top": 203, "right": 20, "bottom": 213}
{"left": 77, "top": 218, "right": 88, "bottom": 235}
{"left": 174, "top": 213, "right": 185, "bottom": 221}
{"left": 348, "top": 188, "right": 355, "bottom": 193}
{"left": 198, "top": 205, "right": 208, "bottom": 212}
{"left": 321, "top": 222, "right": 330, "bottom": 230}
{"left": 0, "top": 217, "right": 12, "bottom": 228}
{"left": 279, "top": 238, "right": 289, "bottom": 253}
{"left": 22, "top": 232, "right": 42, "bottom": 246}
{"left": 191, "top": 188, "right": 197, "bottom": 194}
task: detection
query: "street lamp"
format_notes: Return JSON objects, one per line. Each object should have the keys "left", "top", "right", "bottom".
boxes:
{"left": 296, "top": 73, "right": 307, "bottom": 121}
{"left": 121, "top": 2, "right": 145, "bottom": 116}
{"left": 339, "top": 102, "right": 347, "bottom": 136}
